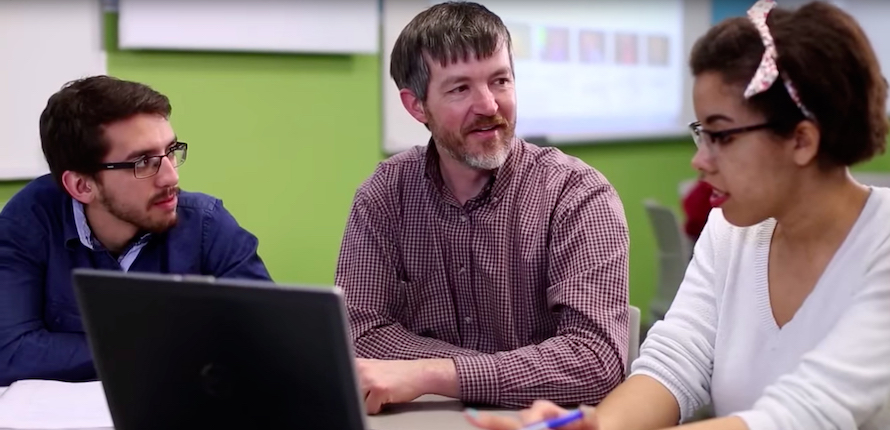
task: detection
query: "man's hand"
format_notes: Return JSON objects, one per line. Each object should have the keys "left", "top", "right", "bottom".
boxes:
{"left": 356, "top": 358, "right": 459, "bottom": 414}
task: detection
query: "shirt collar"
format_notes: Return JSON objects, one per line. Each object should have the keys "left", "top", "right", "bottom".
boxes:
{"left": 423, "top": 137, "right": 521, "bottom": 201}
{"left": 63, "top": 197, "right": 81, "bottom": 250}
{"left": 68, "top": 199, "right": 151, "bottom": 251}
{"left": 71, "top": 200, "right": 95, "bottom": 250}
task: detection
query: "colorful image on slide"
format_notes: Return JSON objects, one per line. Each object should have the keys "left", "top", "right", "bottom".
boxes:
{"left": 615, "top": 33, "right": 638, "bottom": 65}
{"left": 647, "top": 35, "right": 670, "bottom": 66}
{"left": 538, "top": 27, "right": 570, "bottom": 62}
{"left": 508, "top": 23, "right": 532, "bottom": 60}
{"left": 578, "top": 30, "right": 605, "bottom": 63}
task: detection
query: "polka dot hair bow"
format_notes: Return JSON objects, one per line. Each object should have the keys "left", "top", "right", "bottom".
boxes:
{"left": 743, "top": 0, "right": 816, "bottom": 121}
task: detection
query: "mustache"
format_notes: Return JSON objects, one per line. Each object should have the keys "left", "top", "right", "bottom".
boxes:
{"left": 150, "top": 187, "right": 180, "bottom": 205}
{"left": 463, "top": 115, "right": 508, "bottom": 134}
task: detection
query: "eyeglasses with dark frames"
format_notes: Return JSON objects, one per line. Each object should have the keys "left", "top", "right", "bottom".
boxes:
{"left": 98, "top": 142, "right": 188, "bottom": 179}
{"left": 688, "top": 121, "right": 775, "bottom": 149}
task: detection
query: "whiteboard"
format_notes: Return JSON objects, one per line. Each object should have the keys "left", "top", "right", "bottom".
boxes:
{"left": 381, "top": 0, "right": 712, "bottom": 154}
{"left": 118, "top": 0, "right": 380, "bottom": 55}
{"left": 0, "top": 0, "right": 107, "bottom": 180}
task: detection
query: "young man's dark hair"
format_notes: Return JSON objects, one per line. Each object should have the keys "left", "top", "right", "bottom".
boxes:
{"left": 39, "top": 75, "right": 172, "bottom": 188}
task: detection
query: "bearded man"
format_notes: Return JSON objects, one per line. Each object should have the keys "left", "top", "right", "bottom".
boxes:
{"left": 335, "top": 1, "right": 631, "bottom": 414}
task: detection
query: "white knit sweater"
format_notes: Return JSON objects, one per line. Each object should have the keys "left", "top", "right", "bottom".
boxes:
{"left": 631, "top": 187, "right": 890, "bottom": 430}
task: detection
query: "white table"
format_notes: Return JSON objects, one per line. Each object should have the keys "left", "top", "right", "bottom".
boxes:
{"left": 368, "top": 395, "right": 519, "bottom": 430}
{"left": 0, "top": 389, "right": 515, "bottom": 430}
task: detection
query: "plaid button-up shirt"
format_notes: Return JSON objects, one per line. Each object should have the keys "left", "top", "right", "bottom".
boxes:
{"left": 336, "top": 138, "right": 629, "bottom": 408}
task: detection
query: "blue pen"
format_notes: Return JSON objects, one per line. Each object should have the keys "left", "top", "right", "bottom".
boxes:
{"left": 518, "top": 409, "right": 584, "bottom": 430}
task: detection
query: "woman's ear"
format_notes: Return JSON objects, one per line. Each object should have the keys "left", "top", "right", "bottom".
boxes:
{"left": 791, "top": 120, "right": 820, "bottom": 167}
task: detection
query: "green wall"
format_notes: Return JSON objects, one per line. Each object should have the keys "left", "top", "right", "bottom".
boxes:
{"left": 2, "top": 14, "right": 887, "bottom": 319}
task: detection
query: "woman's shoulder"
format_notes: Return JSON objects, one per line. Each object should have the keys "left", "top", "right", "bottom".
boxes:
{"left": 850, "top": 186, "right": 890, "bottom": 264}
{"left": 866, "top": 186, "right": 890, "bottom": 219}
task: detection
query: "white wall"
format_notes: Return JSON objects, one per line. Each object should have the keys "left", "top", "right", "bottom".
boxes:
{"left": 0, "top": 0, "right": 106, "bottom": 180}
{"left": 380, "top": 0, "right": 712, "bottom": 154}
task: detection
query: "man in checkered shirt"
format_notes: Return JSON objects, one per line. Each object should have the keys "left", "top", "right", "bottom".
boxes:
{"left": 336, "top": 1, "right": 630, "bottom": 414}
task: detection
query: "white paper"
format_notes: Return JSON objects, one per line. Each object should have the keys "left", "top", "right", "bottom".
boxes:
{"left": 0, "top": 380, "right": 113, "bottom": 429}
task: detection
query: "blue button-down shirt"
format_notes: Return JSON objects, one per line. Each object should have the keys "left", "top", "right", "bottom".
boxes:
{"left": 71, "top": 200, "right": 151, "bottom": 271}
{"left": 0, "top": 175, "right": 272, "bottom": 385}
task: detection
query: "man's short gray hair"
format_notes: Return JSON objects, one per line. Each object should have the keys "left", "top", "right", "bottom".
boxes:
{"left": 390, "top": 1, "right": 513, "bottom": 102}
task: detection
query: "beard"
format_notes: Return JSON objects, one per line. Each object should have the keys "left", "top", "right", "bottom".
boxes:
{"left": 98, "top": 186, "right": 180, "bottom": 234}
{"left": 428, "top": 112, "right": 515, "bottom": 170}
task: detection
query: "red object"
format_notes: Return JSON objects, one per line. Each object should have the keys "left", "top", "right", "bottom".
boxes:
{"left": 682, "top": 180, "right": 715, "bottom": 241}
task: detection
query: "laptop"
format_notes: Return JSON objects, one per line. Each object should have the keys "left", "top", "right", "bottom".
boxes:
{"left": 72, "top": 268, "right": 369, "bottom": 430}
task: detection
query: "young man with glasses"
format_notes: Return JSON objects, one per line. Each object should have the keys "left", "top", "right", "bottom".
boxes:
{"left": 0, "top": 76, "right": 271, "bottom": 386}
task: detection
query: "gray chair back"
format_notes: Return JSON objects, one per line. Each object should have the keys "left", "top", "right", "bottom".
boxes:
{"left": 643, "top": 199, "right": 692, "bottom": 325}
{"left": 626, "top": 305, "right": 641, "bottom": 376}
{"left": 853, "top": 172, "right": 890, "bottom": 188}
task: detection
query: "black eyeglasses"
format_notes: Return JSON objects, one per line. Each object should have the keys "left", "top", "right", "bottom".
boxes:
{"left": 688, "top": 121, "right": 775, "bottom": 149}
{"left": 99, "top": 142, "right": 188, "bottom": 179}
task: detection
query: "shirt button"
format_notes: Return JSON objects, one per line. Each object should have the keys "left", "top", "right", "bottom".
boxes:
{"left": 458, "top": 265, "right": 467, "bottom": 274}
{"left": 464, "top": 316, "right": 472, "bottom": 324}
{"left": 459, "top": 215, "right": 468, "bottom": 222}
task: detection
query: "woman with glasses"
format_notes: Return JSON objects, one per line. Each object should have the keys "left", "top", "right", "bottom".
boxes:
{"left": 468, "top": 1, "right": 890, "bottom": 429}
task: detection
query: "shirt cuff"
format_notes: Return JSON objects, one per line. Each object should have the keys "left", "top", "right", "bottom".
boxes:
{"left": 630, "top": 364, "right": 697, "bottom": 422}
{"left": 453, "top": 354, "right": 500, "bottom": 406}
{"left": 732, "top": 409, "right": 774, "bottom": 430}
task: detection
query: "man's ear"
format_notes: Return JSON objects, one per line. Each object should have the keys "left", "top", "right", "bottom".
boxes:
{"left": 791, "top": 120, "right": 820, "bottom": 167}
{"left": 399, "top": 88, "right": 428, "bottom": 125}
{"left": 61, "top": 170, "right": 98, "bottom": 204}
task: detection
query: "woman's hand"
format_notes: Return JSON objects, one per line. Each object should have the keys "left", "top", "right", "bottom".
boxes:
{"left": 465, "top": 400, "right": 600, "bottom": 430}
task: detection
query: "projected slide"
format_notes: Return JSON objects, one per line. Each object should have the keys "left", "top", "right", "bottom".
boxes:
{"left": 431, "top": 0, "right": 685, "bottom": 140}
